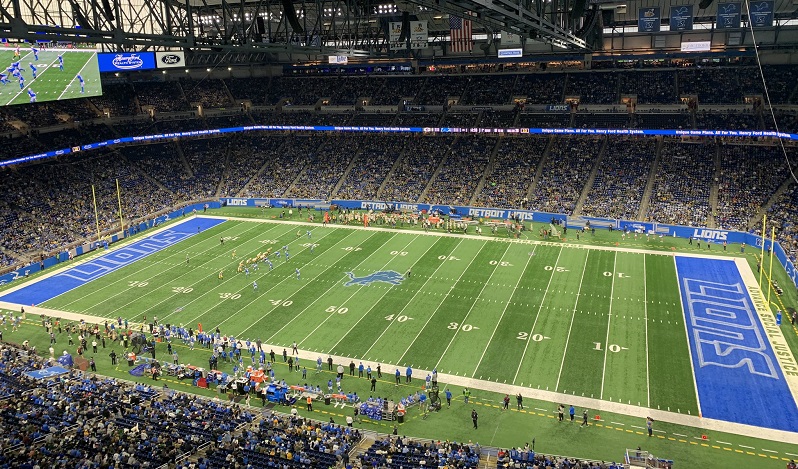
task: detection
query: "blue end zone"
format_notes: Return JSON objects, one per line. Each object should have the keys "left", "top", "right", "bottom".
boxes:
{"left": 0, "top": 217, "right": 225, "bottom": 306}
{"left": 675, "top": 256, "right": 798, "bottom": 432}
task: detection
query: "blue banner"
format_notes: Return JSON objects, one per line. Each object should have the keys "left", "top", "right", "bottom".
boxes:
{"left": 716, "top": 3, "right": 741, "bottom": 29}
{"left": 748, "top": 0, "right": 774, "bottom": 28}
{"left": 25, "top": 366, "right": 69, "bottom": 379}
{"left": 638, "top": 7, "right": 661, "bottom": 32}
{"left": 670, "top": 5, "right": 694, "bottom": 31}
{"left": 98, "top": 52, "right": 156, "bottom": 72}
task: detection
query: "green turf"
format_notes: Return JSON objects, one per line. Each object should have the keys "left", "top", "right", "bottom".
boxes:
{"left": 4, "top": 209, "right": 798, "bottom": 465}
{"left": 0, "top": 48, "right": 101, "bottom": 106}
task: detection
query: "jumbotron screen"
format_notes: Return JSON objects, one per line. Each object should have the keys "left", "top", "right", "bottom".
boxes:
{"left": 0, "top": 45, "right": 102, "bottom": 106}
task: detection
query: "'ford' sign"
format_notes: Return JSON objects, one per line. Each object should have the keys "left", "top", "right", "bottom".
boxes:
{"left": 156, "top": 51, "right": 186, "bottom": 68}
{"left": 98, "top": 52, "right": 156, "bottom": 72}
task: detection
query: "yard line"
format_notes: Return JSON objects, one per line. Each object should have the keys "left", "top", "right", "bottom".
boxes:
{"left": 600, "top": 252, "right": 618, "bottom": 399}
{"left": 433, "top": 242, "right": 512, "bottom": 371}
{"left": 762, "top": 449, "right": 778, "bottom": 453}
{"left": 60, "top": 220, "right": 267, "bottom": 310}
{"left": 716, "top": 441, "right": 732, "bottom": 445}
{"left": 103, "top": 222, "right": 288, "bottom": 317}
{"left": 554, "top": 250, "right": 590, "bottom": 391}
{"left": 360, "top": 238, "right": 466, "bottom": 359}
{"left": 162, "top": 225, "right": 340, "bottom": 325}
{"left": 643, "top": 254, "right": 650, "bottom": 407}
{"left": 201, "top": 228, "right": 358, "bottom": 333}
{"left": 674, "top": 256, "right": 702, "bottom": 415}
{"left": 610, "top": 421, "right": 625, "bottom": 426}
{"left": 738, "top": 445, "right": 755, "bottom": 449}
{"left": 395, "top": 240, "right": 488, "bottom": 366}
{"left": 512, "top": 246, "right": 564, "bottom": 384}
{"left": 298, "top": 234, "right": 423, "bottom": 346}
{"left": 673, "top": 433, "right": 688, "bottom": 438}
{"left": 57, "top": 51, "right": 96, "bottom": 100}
{"left": 471, "top": 243, "right": 537, "bottom": 377}
{"left": 259, "top": 232, "right": 396, "bottom": 341}
{"left": 324, "top": 235, "right": 440, "bottom": 353}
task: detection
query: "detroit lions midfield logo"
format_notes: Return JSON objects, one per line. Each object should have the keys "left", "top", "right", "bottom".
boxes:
{"left": 344, "top": 270, "right": 405, "bottom": 287}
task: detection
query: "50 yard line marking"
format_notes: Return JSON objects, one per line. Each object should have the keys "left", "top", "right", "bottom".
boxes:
{"left": 471, "top": 243, "right": 537, "bottom": 377}
{"left": 555, "top": 249, "right": 590, "bottom": 391}
{"left": 599, "top": 251, "right": 618, "bottom": 399}
{"left": 512, "top": 246, "right": 564, "bottom": 384}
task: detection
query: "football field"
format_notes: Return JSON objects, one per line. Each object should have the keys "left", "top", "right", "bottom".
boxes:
{"left": 36, "top": 218, "right": 697, "bottom": 405}
{"left": 0, "top": 48, "right": 101, "bottom": 106}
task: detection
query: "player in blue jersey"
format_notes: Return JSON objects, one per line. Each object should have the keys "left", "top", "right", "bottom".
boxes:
{"left": 18, "top": 76, "right": 24, "bottom": 90}
{"left": 28, "top": 63, "right": 36, "bottom": 79}
{"left": 31, "top": 46, "right": 38, "bottom": 61}
{"left": 253, "top": 281, "right": 258, "bottom": 291}
{"left": 77, "top": 74, "right": 84, "bottom": 92}
{"left": 266, "top": 259, "right": 273, "bottom": 271}
{"left": 58, "top": 54, "right": 64, "bottom": 71}
{"left": 295, "top": 268, "right": 301, "bottom": 280}
{"left": 0, "top": 73, "right": 7, "bottom": 85}
{"left": 27, "top": 88, "right": 36, "bottom": 103}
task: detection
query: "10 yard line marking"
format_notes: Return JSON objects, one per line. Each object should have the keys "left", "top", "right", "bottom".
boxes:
{"left": 600, "top": 251, "right": 618, "bottom": 400}
{"left": 434, "top": 242, "right": 512, "bottom": 372}
{"left": 555, "top": 249, "right": 590, "bottom": 391}
{"left": 471, "top": 244, "right": 537, "bottom": 377}
{"left": 360, "top": 238, "right": 465, "bottom": 359}
{"left": 395, "top": 240, "right": 488, "bottom": 366}
{"left": 512, "top": 246, "right": 565, "bottom": 384}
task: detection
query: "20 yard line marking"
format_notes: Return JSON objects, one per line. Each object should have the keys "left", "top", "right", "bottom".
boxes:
{"left": 600, "top": 251, "right": 618, "bottom": 400}
{"left": 555, "top": 249, "right": 589, "bottom": 392}
{"left": 512, "top": 246, "right": 564, "bottom": 384}
{"left": 471, "top": 244, "right": 537, "bottom": 377}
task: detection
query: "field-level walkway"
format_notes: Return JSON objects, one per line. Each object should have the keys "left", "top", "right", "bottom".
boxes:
{"left": 2, "top": 299, "right": 796, "bottom": 446}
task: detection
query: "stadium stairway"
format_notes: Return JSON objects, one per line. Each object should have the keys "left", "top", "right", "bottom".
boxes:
{"left": 746, "top": 169, "right": 796, "bottom": 230}
{"left": 523, "top": 136, "right": 555, "bottom": 203}
{"left": 376, "top": 138, "right": 410, "bottom": 200}
{"left": 707, "top": 143, "right": 721, "bottom": 228}
{"left": 331, "top": 145, "right": 365, "bottom": 198}
{"left": 418, "top": 137, "right": 457, "bottom": 203}
{"left": 572, "top": 136, "right": 608, "bottom": 216}
{"left": 468, "top": 136, "right": 504, "bottom": 207}
{"left": 636, "top": 138, "right": 664, "bottom": 221}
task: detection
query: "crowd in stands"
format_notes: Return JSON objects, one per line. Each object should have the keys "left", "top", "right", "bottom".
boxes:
{"left": 474, "top": 137, "right": 548, "bottom": 209}
{"left": 380, "top": 137, "right": 454, "bottom": 203}
{"left": 360, "top": 436, "right": 480, "bottom": 468}
{"left": 618, "top": 71, "right": 677, "bottom": 104}
{"left": 527, "top": 137, "right": 603, "bottom": 214}
{"left": 286, "top": 136, "right": 358, "bottom": 199}
{"left": 335, "top": 135, "right": 404, "bottom": 201}
{"left": 424, "top": 136, "right": 495, "bottom": 205}
{"left": 580, "top": 138, "right": 656, "bottom": 220}
{"left": 646, "top": 141, "right": 715, "bottom": 227}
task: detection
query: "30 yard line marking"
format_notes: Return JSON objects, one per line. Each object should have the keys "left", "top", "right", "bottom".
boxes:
{"left": 555, "top": 249, "right": 589, "bottom": 391}
{"left": 512, "top": 246, "right": 564, "bottom": 384}
{"left": 433, "top": 242, "right": 512, "bottom": 371}
{"left": 361, "top": 238, "right": 466, "bottom": 359}
{"left": 600, "top": 251, "right": 618, "bottom": 400}
{"left": 471, "top": 244, "right": 537, "bottom": 377}
{"left": 643, "top": 254, "right": 651, "bottom": 407}
{"left": 395, "top": 240, "right": 488, "bottom": 365}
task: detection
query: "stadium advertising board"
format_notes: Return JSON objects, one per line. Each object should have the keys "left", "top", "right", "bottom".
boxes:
{"left": 498, "top": 48, "right": 523, "bottom": 58}
{"left": 716, "top": 3, "right": 741, "bottom": 29}
{"left": 748, "top": 0, "right": 774, "bottom": 28}
{"left": 328, "top": 56, "right": 348, "bottom": 64}
{"left": 155, "top": 51, "right": 185, "bottom": 68}
{"left": 681, "top": 41, "right": 711, "bottom": 52}
{"left": 0, "top": 48, "right": 102, "bottom": 106}
{"left": 98, "top": 52, "right": 156, "bottom": 72}
{"left": 638, "top": 7, "right": 661, "bottom": 32}
{"left": 670, "top": 5, "right": 694, "bottom": 31}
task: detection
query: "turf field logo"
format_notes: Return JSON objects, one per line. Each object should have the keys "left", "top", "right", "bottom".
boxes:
{"left": 344, "top": 270, "right": 405, "bottom": 287}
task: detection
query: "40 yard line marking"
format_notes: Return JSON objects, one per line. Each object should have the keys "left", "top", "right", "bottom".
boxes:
{"left": 600, "top": 251, "right": 618, "bottom": 400}
{"left": 512, "top": 245, "right": 564, "bottom": 384}
{"left": 471, "top": 243, "right": 537, "bottom": 377}
{"left": 395, "top": 240, "right": 488, "bottom": 366}
{"left": 555, "top": 249, "right": 590, "bottom": 391}
{"left": 299, "top": 234, "right": 424, "bottom": 347}
{"left": 433, "top": 242, "right": 512, "bottom": 371}
{"left": 360, "top": 238, "right": 466, "bottom": 360}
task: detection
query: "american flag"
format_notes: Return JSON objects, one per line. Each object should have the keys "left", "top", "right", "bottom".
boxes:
{"left": 449, "top": 14, "right": 473, "bottom": 53}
